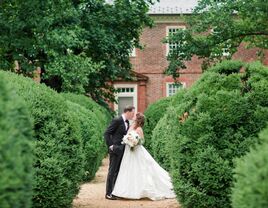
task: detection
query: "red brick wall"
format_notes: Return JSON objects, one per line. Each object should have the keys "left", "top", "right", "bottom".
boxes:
{"left": 144, "top": 73, "right": 165, "bottom": 104}
{"left": 137, "top": 81, "right": 147, "bottom": 112}
{"left": 130, "top": 22, "right": 203, "bottom": 110}
{"left": 233, "top": 44, "right": 268, "bottom": 64}
{"left": 130, "top": 20, "right": 268, "bottom": 112}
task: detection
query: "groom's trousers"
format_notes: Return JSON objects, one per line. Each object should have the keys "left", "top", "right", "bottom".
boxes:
{"left": 106, "top": 150, "right": 124, "bottom": 196}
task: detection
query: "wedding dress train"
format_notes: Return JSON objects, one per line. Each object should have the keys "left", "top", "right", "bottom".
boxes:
{"left": 112, "top": 131, "right": 176, "bottom": 200}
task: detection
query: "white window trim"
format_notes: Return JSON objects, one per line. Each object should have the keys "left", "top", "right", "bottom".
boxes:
{"left": 130, "top": 48, "right": 136, "bottom": 57}
{"left": 114, "top": 84, "right": 138, "bottom": 115}
{"left": 211, "top": 28, "right": 230, "bottom": 57}
{"left": 166, "top": 82, "right": 186, "bottom": 97}
{"left": 166, "top": 26, "right": 186, "bottom": 56}
{"left": 222, "top": 47, "right": 231, "bottom": 57}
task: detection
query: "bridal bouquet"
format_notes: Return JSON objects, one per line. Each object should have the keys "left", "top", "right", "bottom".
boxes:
{"left": 122, "top": 131, "right": 144, "bottom": 151}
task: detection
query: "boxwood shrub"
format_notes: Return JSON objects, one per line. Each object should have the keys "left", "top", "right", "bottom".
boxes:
{"left": 160, "top": 61, "right": 268, "bottom": 208}
{"left": 232, "top": 126, "right": 268, "bottom": 208}
{"left": 0, "top": 71, "right": 84, "bottom": 208}
{"left": 143, "top": 96, "right": 173, "bottom": 152}
{"left": 0, "top": 73, "right": 34, "bottom": 208}
{"left": 65, "top": 100, "right": 106, "bottom": 181}
{"left": 62, "top": 92, "right": 111, "bottom": 129}
{"left": 62, "top": 93, "right": 111, "bottom": 167}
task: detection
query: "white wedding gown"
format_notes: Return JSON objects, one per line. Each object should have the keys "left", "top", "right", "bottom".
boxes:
{"left": 112, "top": 130, "right": 176, "bottom": 200}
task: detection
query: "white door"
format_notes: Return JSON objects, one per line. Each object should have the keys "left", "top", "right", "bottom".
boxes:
{"left": 114, "top": 84, "right": 137, "bottom": 116}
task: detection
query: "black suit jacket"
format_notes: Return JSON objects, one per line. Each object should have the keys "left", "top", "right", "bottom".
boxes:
{"left": 104, "top": 116, "right": 128, "bottom": 155}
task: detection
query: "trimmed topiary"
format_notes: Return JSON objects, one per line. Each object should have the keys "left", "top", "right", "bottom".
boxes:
{"left": 0, "top": 73, "right": 34, "bottom": 208}
{"left": 151, "top": 107, "right": 182, "bottom": 171}
{"left": 0, "top": 71, "right": 84, "bottom": 208}
{"left": 66, "top": 100, "right": 106, "bottom": 181}
{"left": 165, "top": 61, "right": 268, "bottom": 208}
{"left": 208, "top": 60, "right": 243, "bottom": 75}
{"left": 143, "top": 96, "right": 173, "bottom": 152}
{"left": 62, "top": 93, "right": 110, "bottom": 163}
{"left": 62, "top": 92, "right": 111, "bottom": 129}
{"left": 232, "top": 126, "right": 268, "bottom": 208}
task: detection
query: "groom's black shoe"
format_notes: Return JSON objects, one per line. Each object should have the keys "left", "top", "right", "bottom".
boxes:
{"left": 105, "top": 194, "right": 117, "bottom": 200}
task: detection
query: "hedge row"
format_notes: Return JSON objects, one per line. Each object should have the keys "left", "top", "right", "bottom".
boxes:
{"left": 0, "top": 71, "right": 110, "bottom": 208}
{"left": 232, "top": 126, "right": 268, "bottom": 208}
{"left": 63, "top": 93, "right": 110, "bottom": 181}
{"left": 62, "top": 92, "right": 110, "bottom": 129}
{"left": 143, "top": 96, "right": 173, "bottom": 153}
{"left": 151, "top": 90, "right": 186, "bottom": 171}
{"left": 0, "top": 73, "right": 34, "bottom": 208}
{"left": 149, "top": 61, "right": 268, "bottom": 208}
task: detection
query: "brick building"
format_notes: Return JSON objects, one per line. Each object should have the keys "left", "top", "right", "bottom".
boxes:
{"left": 111, "top": 0, "right": 268, "bottom": 115}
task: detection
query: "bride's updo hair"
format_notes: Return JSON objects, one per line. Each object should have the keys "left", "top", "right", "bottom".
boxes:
{"left": 134, "top": 112, "right": 145, "bottom": 129}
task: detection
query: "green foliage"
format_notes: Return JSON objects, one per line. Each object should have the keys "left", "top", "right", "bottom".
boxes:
{"left": 46, "top": 54, "right": 102, "bottom": 94}
{"left": 0, "top": 0, "right": 155, "bottom": 102}
{"left": 166, "top": 0, "right": 268, "bottom": 78}
{"left": 65, "top": 100, "right": 106, "bottom": 181}
{"left": 163, "top": 61, "right": 268, "bottom": 208}
{"left": 62, "top": 92, "right": 111, "bottom": 129}
{"left": 151, "top": 106, "right": 181, "bottom": 171}
{"left": 208, "top": 60, "right": 244, "bottom": 75}
{"left": 143, "top": 96, "right": 173, "bottom": 152}
{"left": 62, "top": 93, "right": 111, "bottom": 179}
{"left": 0, "top": 73, "right": 34, "bottom": 208}
{"left": 0, "top": 71, "right": 84, "bottom": 208}
{"left": 232, "top": 126, "right": 268, "bottom": 208}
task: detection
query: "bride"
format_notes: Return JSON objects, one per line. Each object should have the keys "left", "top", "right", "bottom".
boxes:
{"left": 112, "top": 112, "right": 176, "bottom": 200}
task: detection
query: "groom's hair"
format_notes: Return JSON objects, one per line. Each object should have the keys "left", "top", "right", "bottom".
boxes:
{"left": 123, "top": 105, "right": 135, "bottom": 113}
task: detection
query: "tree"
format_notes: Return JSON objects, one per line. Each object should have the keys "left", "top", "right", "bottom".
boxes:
{"left": 0, "top": 0, "right": 155, "bottom": 103}
{"left": 166, "top": 0, "right": 268, "bottom": 78}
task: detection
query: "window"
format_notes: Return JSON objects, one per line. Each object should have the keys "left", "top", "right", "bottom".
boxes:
{"left": 166, "top": 82, "right": 186, "bottom": 97}
{"left": 117, "top": 87, "right": 134, "bottom": 93}
{"left": 166, "top": 26, "right": 185, "bottom": 56}
{"left": 114, "top": 84, "right": 137, "bottom": 116}
{"left": 222, "top": 48, "right": 230, "bottom": 57}
{"left": 211, "top": 28, "right": 231, "bottom": 57}
{"left": 130, "top": 48, "right": 136, "bottom": 57}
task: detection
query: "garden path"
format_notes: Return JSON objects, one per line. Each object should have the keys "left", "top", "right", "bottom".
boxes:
{"left": 72, "top": 157, "right": 180, "bottom": 208}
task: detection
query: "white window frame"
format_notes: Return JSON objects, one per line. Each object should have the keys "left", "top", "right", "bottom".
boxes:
{"left": 211, "top": 28, "right": 231, "bottom": 57}
{"left": 130, "top": 48, "right": 136, "bottom": 57}
{"left": 166, "top": 26, "right": 186, "bottom": 56}
{"left": 166, "top": 82, "right": 186, "bottom": 97}
{"left": 222, "top": 46, "right": 231, "bottom": 57}
{"left": 114, "top": 84, "right": 138, "bottom": 115}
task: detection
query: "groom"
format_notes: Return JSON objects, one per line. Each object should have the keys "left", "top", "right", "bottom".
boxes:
{"left": 104, "top": 105, "right": 135, "bottom": 200}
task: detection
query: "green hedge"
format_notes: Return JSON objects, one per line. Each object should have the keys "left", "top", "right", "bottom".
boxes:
{"left": 154, "top": 61, "right": 268, "bottom": 208}
{"left": 65, "top": 100, "right": 106, "bottom": 181}
{"left": 0, "top": 71, "right": 84, "bottom": 208}
{"left": 177, "top": 61, "right": 268, "bottom": 208}
{"left": 232, "top": 126, "right": 268, "bottom": 208}
{"left": 151, "top": 89, "right": 187, "bottom": 171}
{"left": 143, "top": 96, "right": 173, "bottom": 152}
{"left": 0, "top": 73, "right": 34, "bottom": 208}
{"left": 62, "top": 93, "right": 111, "bottom": 177}
{"left": 62, "top": 92, "right": 111, "bottom": 129}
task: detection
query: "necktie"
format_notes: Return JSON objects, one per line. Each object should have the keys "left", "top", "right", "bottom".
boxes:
{"left": 125, "top": 120, "right": 129, "bottom": 130}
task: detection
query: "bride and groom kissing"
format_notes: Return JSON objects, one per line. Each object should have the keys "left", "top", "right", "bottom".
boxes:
{"left": 104, "top": 105, "right": 175, "bottom": 201}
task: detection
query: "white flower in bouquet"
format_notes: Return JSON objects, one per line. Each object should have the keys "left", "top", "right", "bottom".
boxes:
{"left": 122, "top": 131, "right": 144, "bottom": 151}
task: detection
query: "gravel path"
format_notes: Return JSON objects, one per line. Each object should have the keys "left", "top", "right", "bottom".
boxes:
{"left": 72, "top": 157, "right": 180, "bottom": 208}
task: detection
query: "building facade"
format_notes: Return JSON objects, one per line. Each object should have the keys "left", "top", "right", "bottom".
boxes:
{"left": 111, "top": 0, "right": 268, "bottom": 115}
